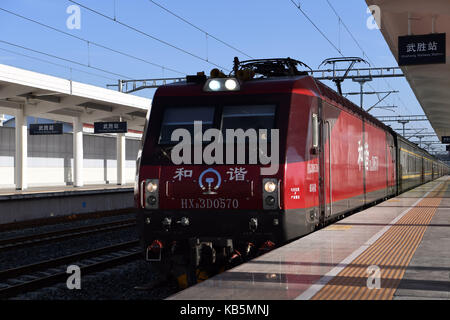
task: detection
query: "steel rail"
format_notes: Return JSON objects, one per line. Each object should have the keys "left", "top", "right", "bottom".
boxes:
{"left": 0, "top": 219, "right": 136, "bottom": 252}
{"left": 0, "top": 240, "right": 140, "bottom": 299}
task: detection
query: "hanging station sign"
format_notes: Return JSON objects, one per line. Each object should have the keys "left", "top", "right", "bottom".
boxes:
{"left": 94, "top": 121, "right": 127, "bottom": 134}
{"left": 29, "top": 123, "right": 63, "bottom": 135}
{"left": 442, "top": 136, "right": 450, "bottom": 144}
{"left": 398, "top": 33, "right": 446, "bottom": 66}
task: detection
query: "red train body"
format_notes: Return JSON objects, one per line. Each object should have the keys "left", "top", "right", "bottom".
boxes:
{"left": 135, "top": 59, "right": 448, "bottom": 280}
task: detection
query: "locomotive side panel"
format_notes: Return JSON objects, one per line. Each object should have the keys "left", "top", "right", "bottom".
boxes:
{"left": 321, "top": 100, "right": 365, "bottom": 219}
{"left": 364, "top": 121, "right": 389, "bottom": 204}
{"left": 283, "top": 90, "right": 319, "bottom": 238}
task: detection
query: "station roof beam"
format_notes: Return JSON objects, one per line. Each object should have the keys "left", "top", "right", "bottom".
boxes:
{"left": 0, "top": 63, "right": 151, "bottom": 190}
{"left": 366, "top": 0, "right": 450, "bottom": 142}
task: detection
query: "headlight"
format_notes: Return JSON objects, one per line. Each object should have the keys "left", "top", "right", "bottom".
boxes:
{"left": 225, "top": 79, "right": 238, "bottom": 90}
{"left": 147, "top": 196, "right": 157, "bottom": 205}
{"left": 262, "top": 178, "right": 279, "bottom": 210}
{"left": 204, "top": 78, "right": 240, "bottom": 92}
{"left": 208, "top": 79, "right": 221, "bottom": 91}
{"left": 265, "top": 196, "right": 276, "bottom": 205}
{"left": 144, "top": 179, "right": 159, "bottom": 209}
{"left": 264, "top": 181, "right": 277, "bottom": 193}
{"left": 146, "top": 182, "right": 158, "bottom": 193}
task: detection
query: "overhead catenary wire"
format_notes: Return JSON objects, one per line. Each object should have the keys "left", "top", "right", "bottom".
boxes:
{"left": 147, "top": 0, "right": 254, "bottom": 59}
{"left": 290, "top": 0, "right": 385, "bottom": 108}
{"left": 0, "top": 7, "right": 186, "bottom": 76}
{"left": 68, "top": 0, "right": 229, "bottom": 71}
{"left": 322, "top": 0, "right": 386, "bottom": 107}
{"left": 0, "top": 39, "right": 133, "bottom": 79}
{"left": 289, "top": 0, "right": 343, "bottom": 56}
{"left": 0, "top": 45, "right": 117, "bottom": 81}
{"left": 324, "top": 0, "right": 412, "bottom": 115}
{"left": 290, "top": 0, "right": 407, "bottom": 117}
{"left": 290, "top": 0, "right": 375, "bottom": 93}
{"left": 325, "top": 0, "right": 369, "bottom": 62}
{"left": 324, "top": 0, "right": 433, "bottom": 137}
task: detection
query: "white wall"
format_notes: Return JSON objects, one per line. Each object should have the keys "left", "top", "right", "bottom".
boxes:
{"left": 0, "top": 127, "right": 141, "bottom": 188}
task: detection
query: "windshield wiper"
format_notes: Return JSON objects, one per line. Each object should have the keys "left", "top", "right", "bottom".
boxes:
{"left": 157, "top": 145, "right": 174, "bottom": 162}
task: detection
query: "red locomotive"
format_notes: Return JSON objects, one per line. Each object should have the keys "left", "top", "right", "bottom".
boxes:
{"left": 135, "top": 58, "right": 448, "bottom": 285}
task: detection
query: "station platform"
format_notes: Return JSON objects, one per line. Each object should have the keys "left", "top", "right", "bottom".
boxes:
{"left": 169, "top": 176, "right": 450, "bottom": 300}
{"left": 0, "top": 184, "right": 133, "bottom": 201}
{"left": 0, "top": 184, "right": 134, "bottom": 225}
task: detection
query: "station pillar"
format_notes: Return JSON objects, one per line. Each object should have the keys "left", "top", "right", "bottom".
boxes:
{"left": 116, "top": 132, "right": 126, "bottom": 185}
{"left": 15, "top": 106, "right": 27, "bottom": 190}
{"left": 73, "top": 117, "right": 84, "bottom": 187}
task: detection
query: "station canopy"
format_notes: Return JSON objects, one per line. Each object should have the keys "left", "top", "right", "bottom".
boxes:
{"left": 366, "top": 0, "right": 450, "bottom": 141}
{"left": 0, "top": 63, "right": 150, "bottom": 132}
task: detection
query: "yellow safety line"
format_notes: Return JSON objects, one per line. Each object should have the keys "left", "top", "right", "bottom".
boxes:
{"left": 401, "top": 174, "right": 421, "bottom": 179}
{"left": 402, "top": 172, "right": 433, "bottom": 179}
{"left": 311, "top": 181, "right": 447, "bottom": 300}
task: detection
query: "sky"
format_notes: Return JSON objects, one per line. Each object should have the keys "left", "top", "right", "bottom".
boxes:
{"left": 0, "top": 0, "right": 444, "bottom": 152}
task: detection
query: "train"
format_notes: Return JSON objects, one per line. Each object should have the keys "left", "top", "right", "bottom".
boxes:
{"left": 135, "top": 57, "right": 449, "bottom": 285}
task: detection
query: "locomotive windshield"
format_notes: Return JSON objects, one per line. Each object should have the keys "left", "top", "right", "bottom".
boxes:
{"left": 158, "top": 106, "right": 215, "bottom": 144}
{"left": 221, "top": 105, "right": 275, "bottom": 133}
{"left": 158, "top": 104, "right": 276, "bottom": 145}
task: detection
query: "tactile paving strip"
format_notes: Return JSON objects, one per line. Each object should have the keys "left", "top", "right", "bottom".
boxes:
{"left": 311, "top": 180, "right": 448, "bottom": 300}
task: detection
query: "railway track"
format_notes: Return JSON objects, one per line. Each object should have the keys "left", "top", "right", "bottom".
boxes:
{"left": 0, "top": 240, "right": 140, "bottom": 299}
{"left": 0, "top": 218, "right": 136, "bottom": 252}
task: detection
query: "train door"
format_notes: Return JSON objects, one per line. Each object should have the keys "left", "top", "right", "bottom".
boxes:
{"left": 387, "top": 134, "right": 396, "bottom": 196}
{"left": 421, "top": 157, "right": 425, "bottom": 184}
{"left": 318, "top": 101, "right": 326, "bottom": 224}
{"left": 432, "top": 162, "right": 435, "bottom": 180}
{"left": 319, "top": 101, "right": 340, "bottom": 222}
{"left": 323, "top": 119, "right": 332, "bottom": 218}
{"left": 317, "top": 117, "right": 333, "bottom": 221}
{"left": 317, "top": 100, "right": 330, "bottom": 224}
{"left": 397, "top": 145, "right": 402, "bottom": 194}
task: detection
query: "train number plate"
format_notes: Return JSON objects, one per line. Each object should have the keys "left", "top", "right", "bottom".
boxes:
{"left": 181, "top": 198, "right": 239, "bottom": 209}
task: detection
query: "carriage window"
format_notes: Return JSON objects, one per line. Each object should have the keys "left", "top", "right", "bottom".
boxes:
{"left": 159, "top": 106, "right": 215, "bottom": 144}
{"left": 221, "top": 105, "right": 276, "bottom": 142}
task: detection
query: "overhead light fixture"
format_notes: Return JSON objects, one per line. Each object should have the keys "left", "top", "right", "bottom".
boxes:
{"left": 204, "top": 78, "right": 240, "bottom": 92}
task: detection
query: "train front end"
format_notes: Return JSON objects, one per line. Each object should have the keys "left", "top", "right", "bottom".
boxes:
{"left": 135, "top": 59, "right": 316, "bottom": 284}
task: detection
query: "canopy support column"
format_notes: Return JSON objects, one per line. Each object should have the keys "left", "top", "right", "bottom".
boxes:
{"left": 73, "top": 117, "right": 84, "bottom": 187}
{"left": 116, "top": 132, "right": 125, "bottom": 185}
{"left": 15, "top": 105, "right": 27, "bottom": 190}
